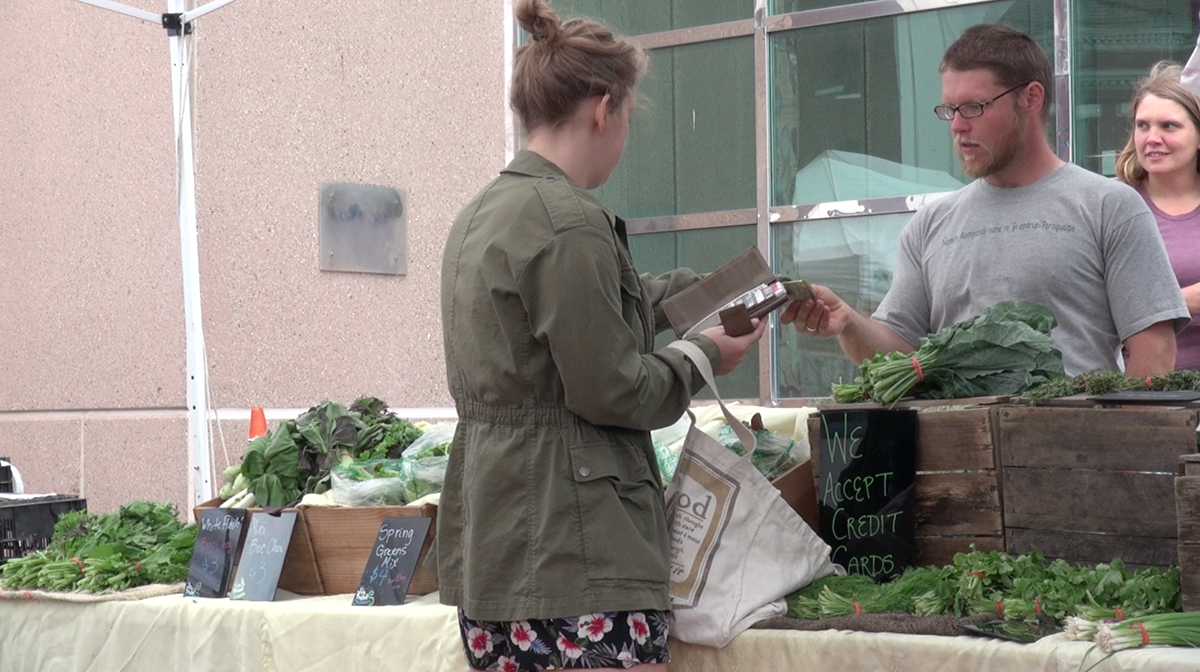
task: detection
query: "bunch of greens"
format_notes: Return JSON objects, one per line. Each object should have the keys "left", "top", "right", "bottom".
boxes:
{"left": 832, "top": 302, "right": 1065, "bottom": 407}
{"left": 784, "top": 547, "right": 1181, "bottom": 631}
{"left": 1024, "top": 369, "right": 1200, "bottom": 404}
{"left": 0, "top": 501, "right": 196, "bottom": 593}
{"left": 220, "top": 397, "right": 426, "bottom": 508}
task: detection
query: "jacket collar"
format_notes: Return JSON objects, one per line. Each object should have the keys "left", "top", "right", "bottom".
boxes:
{"left": 503, "top": 150, "right": 619, "bottom": 228}
{"left": 501, "top": 149, "right": 575, "bottom": 183}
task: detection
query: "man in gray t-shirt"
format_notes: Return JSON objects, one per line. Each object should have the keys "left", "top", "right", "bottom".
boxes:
{"left": 781, "top": 23, "right": 1189, "bottom": 377}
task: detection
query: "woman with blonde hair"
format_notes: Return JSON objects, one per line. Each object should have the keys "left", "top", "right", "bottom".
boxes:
{"left": 1115, "top": 61, "right": 1200, "bottom": 370}
{"left": 437, "top": 0, "right": 767, "bottom": 669}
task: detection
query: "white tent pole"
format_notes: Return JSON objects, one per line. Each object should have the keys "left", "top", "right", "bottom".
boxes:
{"left": 167, "top": 0, "right": 212, "bottom": 507}
{"left": 72, "top": 0, "right": 245, "bottom": 507}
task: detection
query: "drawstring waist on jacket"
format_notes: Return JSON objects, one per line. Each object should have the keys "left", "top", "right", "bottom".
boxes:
{"left": 455, "top": 400, "right": 581, "bottom": 427}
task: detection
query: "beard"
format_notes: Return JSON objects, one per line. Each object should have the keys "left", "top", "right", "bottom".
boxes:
{"left": 955, "top": 112, "right": 1024, "bottom": 179}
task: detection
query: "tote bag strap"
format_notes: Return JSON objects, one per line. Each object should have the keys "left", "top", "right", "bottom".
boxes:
{"left": 667, "top": 339, "right": 757, "bottom": 456}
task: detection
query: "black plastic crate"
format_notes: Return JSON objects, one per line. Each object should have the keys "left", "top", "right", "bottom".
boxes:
{"left": 0, "top": 495, "right": 88, "bottom": 565}
{"left": 0, "top": 457, "right": 12, "bottom": 494}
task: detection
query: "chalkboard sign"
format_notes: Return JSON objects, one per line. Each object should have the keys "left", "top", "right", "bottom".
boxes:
{"left": 228, "top": 511, "right": 297, "bottom": 601}
{"left": 817, "top": 409, "right": 918, "bottom": 580}
{"left": 184, "top": 508, "right": 248, "bottom": 598}
{"left": 351, "top": 516, "right": 431, "bottom": 606}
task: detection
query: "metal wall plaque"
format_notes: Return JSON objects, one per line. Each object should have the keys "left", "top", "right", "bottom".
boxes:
{"left": 319, "top": 183, "right": 407, "bottom": 275}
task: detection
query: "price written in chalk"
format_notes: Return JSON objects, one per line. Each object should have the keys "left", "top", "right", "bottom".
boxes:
{"left": 228, "top": 511, "right": 297, "bottom": 602}
{"left": 184, "top": 508, "right": 247, "bottom": 598}
{"left": 353, "top": 516, "right": 431, "bottom": 607}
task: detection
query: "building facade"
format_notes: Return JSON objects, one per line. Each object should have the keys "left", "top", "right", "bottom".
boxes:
{"left": 1, "top": 0, "right": 1195, "bottom": 512}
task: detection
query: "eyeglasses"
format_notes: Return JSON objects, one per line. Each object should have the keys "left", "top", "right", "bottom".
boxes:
{"left": 933, "top": 81, "right": 1032, "bottom": 121}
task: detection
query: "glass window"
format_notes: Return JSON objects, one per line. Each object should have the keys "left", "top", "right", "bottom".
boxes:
{"left": 769, "top": 0, "right": 1052, "bottom": 207}
{"left": 595, "top": 37, "right": 757, "bottom": 218}
{"left": 1072, "top": 1, "right": 1200, "bottom": 176}
{"left": 771, "top": 0, "right": 872, "bottom": 13}
{"left": 769, "top": 1, "right": 1054, "bottom": 397}
{"left": 771, "top": 213, "right": 911, "bottom": 397}
{"left": 629, "top": 227, "right": 760, "bottom": 399}
{"left": 553, "top": 0, "right": 752, "bottom": 37}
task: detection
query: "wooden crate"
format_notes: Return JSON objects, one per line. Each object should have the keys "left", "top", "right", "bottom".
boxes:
{"left": 771, "top": 459, "right": 819, "bottom": 530}
{"left": 194, "top": 501, "right": 437, "bottom": 596}
{"left": 302, "top": 504, "right": 438, "bottom": 596}
{"left": 808, "top": 400, "right": 1004, "bottom": 568}
{"left": 1177, "top": 454, "right": 1200, "bottom": 611}
{"left": 998, "top": 405, "right": 1199, "bottom": 569}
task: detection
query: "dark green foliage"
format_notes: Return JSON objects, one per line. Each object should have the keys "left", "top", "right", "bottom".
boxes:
{"left": 0, "top": 501, "right": 196, "bottom": 593}
{"left": 833, "top": 302, "right": 1066, "bottom": 406}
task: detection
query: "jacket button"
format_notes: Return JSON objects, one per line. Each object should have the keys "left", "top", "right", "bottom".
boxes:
{"left": 579, "top": 466, "right": 591, "bottom": 477}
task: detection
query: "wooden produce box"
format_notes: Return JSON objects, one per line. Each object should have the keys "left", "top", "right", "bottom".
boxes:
{"left": 772, "top": 458, "right": 818, "bottom": 531}
{"left": 808, "top": 399, "right": 1005, "bottom": 568}
{"left": 194, "top": 500, "right": 324, "bottom": 594}
{"left": 998, "top": 404, "right": 1199, "bottom": 569}
{"left": 195, "top": 500, "right": 438, "bottom": 596}
{"left": 303, "top": 504, "right": 438, "bottom": 596}
{"left": 1177, "top": 455, "right": 1200, "bottom": 611}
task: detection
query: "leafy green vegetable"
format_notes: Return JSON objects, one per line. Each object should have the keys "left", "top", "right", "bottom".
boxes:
{"left": 833, "top": 302, "right": 1066, "bottom": 406}
{"left": 0, "top": 501, "right": 196, "bottom": 593}
{"left": 1025, "top": 368, "right": 1200, "bottom": 403}
{"left": 784, "top": 546, "right": 1182, "bottom": 630}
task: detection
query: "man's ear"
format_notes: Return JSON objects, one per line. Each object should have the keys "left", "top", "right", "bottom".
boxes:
{"left": 1023, "top": 81, "right": 1046, "bottom": 115}
{"left": 593, "top": 93, "right": 613, "bottom": 133}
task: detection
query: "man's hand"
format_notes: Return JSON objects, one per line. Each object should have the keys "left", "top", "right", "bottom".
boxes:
{"left": 779, "top": 283, "right": 854, "bottom": 337}
{"left": 778, "top": 283, "right": 916, "bottom": 363}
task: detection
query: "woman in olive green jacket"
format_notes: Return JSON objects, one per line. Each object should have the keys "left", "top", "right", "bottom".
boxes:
{"left": 437, "top": 1, "right": 767, "bottom": 670}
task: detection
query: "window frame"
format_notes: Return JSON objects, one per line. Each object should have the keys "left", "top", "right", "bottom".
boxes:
{"left": 512, "top": 0, "right": 1075, "bottom": 405}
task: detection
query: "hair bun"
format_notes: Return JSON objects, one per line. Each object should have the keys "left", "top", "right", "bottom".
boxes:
{"left": 516, "top": 0, "right": 561, "bottom": 45}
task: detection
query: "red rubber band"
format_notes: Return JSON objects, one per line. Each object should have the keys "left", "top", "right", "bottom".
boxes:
{"left": 1114, "top": 608, "right": 1125, "bottom": 621}
{"left": 135, "top": 561, "right": 142, "bottom": 572}
{"left": 995, "top": 601, "right": 1003, "bottom": 615}
{"left": 967, "top": 571, "right": 985, "bottom": 578}
{"left": 70, "top": 557, "right": 84, "bottom": 573}
{"left": 1134, "top": 621, "right": 1149, "bottom": 646}
{"left": 911, "top": 357, "right": 924, "bottom": 382}
{"left": 853, "top": 602, "right": 862, "bottom": 614}
{"left": 1146, "top": 377, "right": 1153, "bottom": 389}
{"left": 1034, "top": 598, "right": 1041, "bottom": 614}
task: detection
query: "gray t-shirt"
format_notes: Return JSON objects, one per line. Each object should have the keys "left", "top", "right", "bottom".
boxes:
{"left": 874, "top": 163, "right": 1189, "bottom": 375}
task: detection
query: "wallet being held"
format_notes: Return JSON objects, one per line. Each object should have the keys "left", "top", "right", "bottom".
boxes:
{"left": 661, "top": 247, "right": 813, "bottom": 338}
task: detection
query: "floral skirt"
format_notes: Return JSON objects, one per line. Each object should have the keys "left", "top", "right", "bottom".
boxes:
{"left": 457, "top": 609, "right": 671, "bottom": 670}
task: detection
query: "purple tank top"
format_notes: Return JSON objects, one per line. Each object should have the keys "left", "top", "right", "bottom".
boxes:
{"left": 1139, "top": 186, "right": 1200, "bottom": 371}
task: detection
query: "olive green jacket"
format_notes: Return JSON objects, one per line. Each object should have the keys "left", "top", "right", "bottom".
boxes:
{"left": 436, "top": 150, "right": 720, "bottom": 621}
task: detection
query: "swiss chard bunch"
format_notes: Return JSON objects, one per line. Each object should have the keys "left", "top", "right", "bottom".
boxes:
{"left": 833, "top": 301, "right": 1066, "bottom": 406}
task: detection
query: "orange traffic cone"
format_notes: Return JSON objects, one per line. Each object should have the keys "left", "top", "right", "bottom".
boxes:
{"left": 249, "top": 407, "right": 268, "bottom": 439}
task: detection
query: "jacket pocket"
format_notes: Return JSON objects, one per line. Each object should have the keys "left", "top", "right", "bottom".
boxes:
{"left": 569, "top": 443, "right": 670, "bottom": 584}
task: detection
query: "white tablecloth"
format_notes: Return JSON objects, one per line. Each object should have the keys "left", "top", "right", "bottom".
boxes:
{"left": 1, "top": 590, "right": 1196, "bottom": 671}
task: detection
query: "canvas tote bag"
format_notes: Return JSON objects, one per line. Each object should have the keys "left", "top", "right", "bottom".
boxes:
{"left": 663, "top": 339, "right": 842, "bottom": 648}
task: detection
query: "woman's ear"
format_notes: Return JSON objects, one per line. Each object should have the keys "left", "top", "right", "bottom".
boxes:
{"left": 593, "top": 93, "right": 613, "bottom": 133}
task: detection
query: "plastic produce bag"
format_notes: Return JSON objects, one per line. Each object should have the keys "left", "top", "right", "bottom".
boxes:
{"left": 330, "top": 459, "right": 407, "bottom": 506}
{"left": 401, "top": 421, "right": 456, "bottom": 459}
{"left": 715, "top": 416, "right": 799, "bottom": 481}
{"left": 398, "top": 455, "right": 449, "bottom": 504}
{"left": 394, "top": 420, "right": 455, "bottom": 503}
